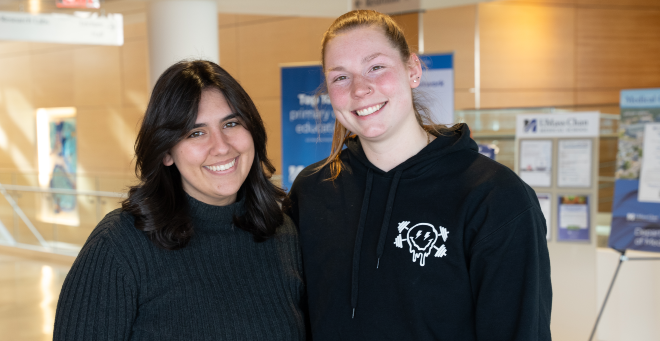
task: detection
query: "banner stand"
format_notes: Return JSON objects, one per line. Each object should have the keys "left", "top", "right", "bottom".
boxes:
{"left": 588, "top": 250, "right": 660, "bottom": 341}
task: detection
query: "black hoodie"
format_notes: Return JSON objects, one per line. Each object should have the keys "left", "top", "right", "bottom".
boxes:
{"left": 285, "top": 124, "right": 552, "bottom": 341}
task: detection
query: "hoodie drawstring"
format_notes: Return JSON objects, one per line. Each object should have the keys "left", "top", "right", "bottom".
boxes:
{"left": 350, "top": 169, "right": 403, "bottom": 318}
{"left": 376, "top": 170, "right": 402, "bottom": 268}
{"left": 351, "top": 168, "right": 373, "bottom": 319}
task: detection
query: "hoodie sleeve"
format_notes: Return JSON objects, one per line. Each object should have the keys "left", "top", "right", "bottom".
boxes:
{"left": 469, "top": 205, "right": 552, "bottom": 341}
{"left": 53, "top": 231, "right": 138, "bottom": 340}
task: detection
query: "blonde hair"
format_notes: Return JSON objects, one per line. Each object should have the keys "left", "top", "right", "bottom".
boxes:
{"left": 318, "top": 10, "right": 462, "bottom": 180}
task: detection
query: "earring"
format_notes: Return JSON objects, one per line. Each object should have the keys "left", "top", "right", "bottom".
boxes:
{"left": 413, "top": 80, "right": 417, "bottom": 83}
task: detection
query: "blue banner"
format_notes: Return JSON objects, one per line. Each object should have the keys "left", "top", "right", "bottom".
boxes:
{"left": 281, "top": 65, "right": 334, "bottom": 191}
{"left": 417, "top": 53, "right": 454, "bottom": 125}
{"left": 608, "top": 88, "right": 660, "bottom": 252}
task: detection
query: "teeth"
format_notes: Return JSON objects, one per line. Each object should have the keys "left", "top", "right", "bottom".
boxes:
{"left": 205, "top": 158, "right": 236, "bottom": 172}
{"left": 356, "top": 103, "right": 384, "bottom": 116}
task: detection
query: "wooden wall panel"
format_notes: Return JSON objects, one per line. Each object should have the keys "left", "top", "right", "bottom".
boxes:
{"left": 0, "top": 41, "right": 31, "bottom": 57}
{"left": 455, "top": 90, "right": 476, "bottom": 110}
{"left": 73, "top": 46, "right": 122, "bottom": 107}
{"left": 391, "top": 13, "right": 419, "bottom": 53}
{"left": 423, "top": 5, "right": 476, "bottom": 91}
{"left": 480, "top": 2, "right": 575, "bottom": 91}
{"left": 218, "top": 26, "right": 239, "bottom": 77}
{"left": 121, "top": 40, "right": 149, "bottom": 110}
{"left": 576, "top": 7, "right": 660, "bottom": 89}
{"left": 255, "top": 98, "right": 283, "bottom": 170}
{"left": 0, "top": 54, "right": 37, "bottom": 172}
{"left": 235, "top": 17, "right": 330, "bottom": 99}
{"left": 578, "top": 0, "right": 660, "bottom": 7}
{"left": 576, "top": 89, "right": 620, "bottom": 105}
{"left": 77, "top": 107, "right": 139, "bottom": 175}
{"left": 31, "top": 50, "right": 75, "bottom": 109}
{"left": 481, "top": 89, "right": 575, "bottom": 108}
{"left": 221, "top": 16, "right": 333, "bottom": 173}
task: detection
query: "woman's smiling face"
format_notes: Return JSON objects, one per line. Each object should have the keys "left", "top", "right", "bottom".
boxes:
{"left": 324, "top": 26, "right": 422, "bottom": 141}
{"left": 163, "top": 88, "right": 255, "bottom": 206}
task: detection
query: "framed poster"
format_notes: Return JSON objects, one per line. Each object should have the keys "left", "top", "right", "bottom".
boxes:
{"left": 557, "top": 195, "right": 590, "bottom": 242}
{"left": 36, "top": 107, "right": 79, "bottom": 226}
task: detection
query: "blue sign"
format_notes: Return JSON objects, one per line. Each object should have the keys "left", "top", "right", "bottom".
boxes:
{"left": 608, "top": 88, "right": 660, "bottom": 252}
{"left": 478, "top": 144, "right": 495, "bottom": 160}
{"left": 609, "top": 179, "right": 660, "bottom": 251}
{"left": 417, "top": 53, "right": 454, "bottom": 125}
{"left": 281, "top": 65, "right": 335, "bottom": 191}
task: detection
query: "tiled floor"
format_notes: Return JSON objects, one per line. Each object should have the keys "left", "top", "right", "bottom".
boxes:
{"left": 0, "top": 254, "right": 70, "bottom": 341}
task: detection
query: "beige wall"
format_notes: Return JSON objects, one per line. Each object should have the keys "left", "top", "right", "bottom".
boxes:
{"left": 0, "top": 23, "right": 149, "bottom": 191}
{"left": 218, "top": 14, "right": 334, "bottom": 173}
{"left": 422, "top": 0, "right": 660, "bottom": 113}
{"left": 0, "top": 0, "right": 658, "bottom": 186}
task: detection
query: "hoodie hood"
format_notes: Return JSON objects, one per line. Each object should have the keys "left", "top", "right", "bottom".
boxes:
{"left": 343, "top": 124, "right": 478, "bottom": 317}
{"left": 345, "top": 124, "right": 478, "bottom": 177}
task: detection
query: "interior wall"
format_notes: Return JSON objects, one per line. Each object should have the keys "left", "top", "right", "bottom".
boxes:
{"left": 0, "top": 23, "right": 149, "bottom": 192}
{"left": 0, "top": 0, "right": 658, "bottom": 184}
{"left": 218, "top": 14, "right": 334, "bottom": 173}
{"left": 423, "top": 0, "right": 660, "bottom": 113}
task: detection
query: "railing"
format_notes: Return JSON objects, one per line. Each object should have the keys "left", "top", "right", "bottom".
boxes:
{"left": 0, "top": 182, "right": 127, "bottom": 256}
{"left": 0, "top": 172, "right": 283, "bottom": 257}
{"left": 0, "top": 170, "right": 134, "bottom": 256}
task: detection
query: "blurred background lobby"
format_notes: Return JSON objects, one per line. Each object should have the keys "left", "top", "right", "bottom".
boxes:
{"left": 0, "top": 0, "right": 659, "bottom": 340}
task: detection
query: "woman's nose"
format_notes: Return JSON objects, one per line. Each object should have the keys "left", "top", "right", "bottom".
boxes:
{"left": 351, "top": 76, "right": 372, "bottom": 98}
{"left": 209, "top": 131, "right": 230, "bottom": 155}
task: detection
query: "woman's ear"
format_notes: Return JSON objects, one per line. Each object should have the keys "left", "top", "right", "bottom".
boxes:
{"left": 163, "top": 152, "right": 174, "bottom": 166}
{"left": 408, "top": 53, "right": 423, "bottom": 89}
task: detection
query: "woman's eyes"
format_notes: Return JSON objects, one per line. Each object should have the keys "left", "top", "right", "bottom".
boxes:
{"left": 224, "top": 121, "right": 239, "bottom": 128}
{"left": 188, "top": 131, "right": 204, "bottom": 138}
{"left": 186, "top": 122, "right": 239, "bottom": 138}
{"left": 332, "top": 66, "right": 384, "bottom": 82}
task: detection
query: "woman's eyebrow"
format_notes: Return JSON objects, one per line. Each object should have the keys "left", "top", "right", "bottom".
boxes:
{"left": 363, "top": 52, "right": 382, "bottom": 63}
{"left": 191, "top": 113, "right": 239, "bottom": 128}
{"left": 221, "top": 113, "right": 239, "bottom": 122}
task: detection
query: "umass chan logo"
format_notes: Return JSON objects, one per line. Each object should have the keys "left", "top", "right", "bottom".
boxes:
{"left": 394, "top": 221, "right": 449, "bottom": 266}
{"left": 524, "top": 118, "right": 538, "bottom": 132}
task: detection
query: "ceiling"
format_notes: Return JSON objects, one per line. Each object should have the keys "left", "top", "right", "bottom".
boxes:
{"left": 0, "top": 0, "right": 491, "bottom": 19}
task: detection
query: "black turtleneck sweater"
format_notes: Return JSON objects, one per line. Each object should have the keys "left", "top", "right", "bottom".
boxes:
{"left": 54, "top": 196, "right": 306, "bottom": 340}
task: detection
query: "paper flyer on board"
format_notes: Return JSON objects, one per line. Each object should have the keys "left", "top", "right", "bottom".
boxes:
{"left": 558, "top": 139, "right": 592, "bottom": 188}
{"left": 558, "top": 195, "right": 590, "bottom": 242}
{"left": 638, "top": 123, "right": 660, "bottom": 203}
{"left": 519, "top": 140, "right": 552, "bottom": 187}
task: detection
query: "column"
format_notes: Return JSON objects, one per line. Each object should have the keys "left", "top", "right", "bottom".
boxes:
{"left": 147, "top": 0, "right": 219, "bottom": 88}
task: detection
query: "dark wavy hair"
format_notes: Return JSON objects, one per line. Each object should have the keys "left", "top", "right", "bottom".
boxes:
{"left": 122, "top": 60, "right": 285, "bottom": 250}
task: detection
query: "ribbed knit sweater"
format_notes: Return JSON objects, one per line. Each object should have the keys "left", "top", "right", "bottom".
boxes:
{"left": 54, "top": 196, "right": 306, "bottom": 340}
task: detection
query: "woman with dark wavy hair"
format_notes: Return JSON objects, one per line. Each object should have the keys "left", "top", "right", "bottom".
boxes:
{"left": 54, "top": 60, "right": 306, "bottom": 340}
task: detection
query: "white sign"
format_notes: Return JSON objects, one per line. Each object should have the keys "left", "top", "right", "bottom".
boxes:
{"left": 0, "top": 11, "right": 123, "bottom": 46}
{"left": 516, "top": 112, "right": 600, "bottom": 138}
{"left": 353, "top": 0, "right": 420, "bottom": 14}
{"left": 639, "top": 123, "right": 660, "bottom": 203}
{"left": 418, "top": 68, "right": 454, "bottom": 124}
{"left": 519, "top": 139, "right": 553, "bottom": 187}
{"left": 558, "top": 139, "right": 592, "bottom": 188}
